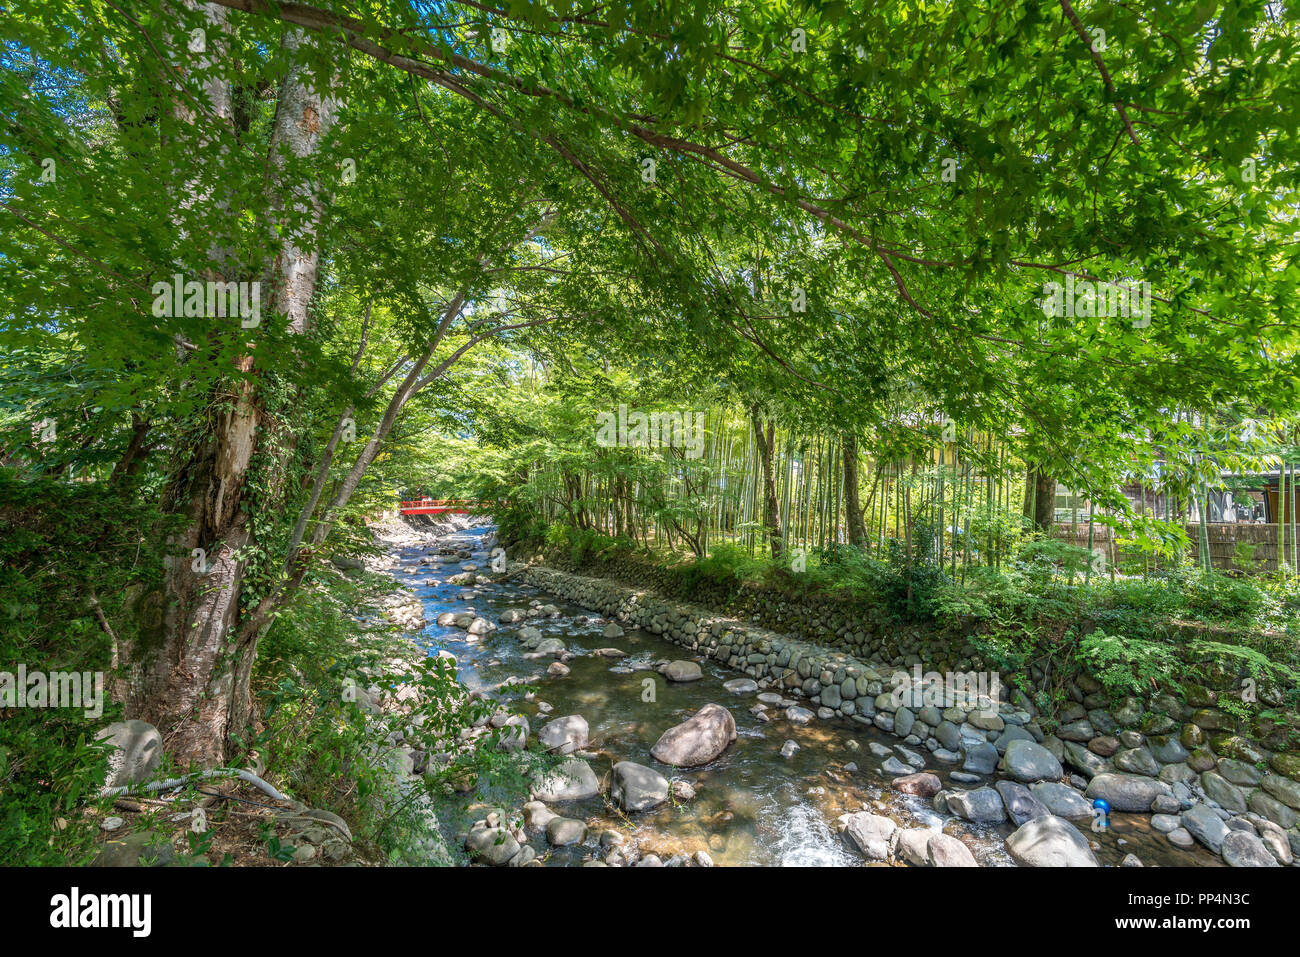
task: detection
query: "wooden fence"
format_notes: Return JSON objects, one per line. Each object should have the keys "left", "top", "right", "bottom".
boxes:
{"left": 1054, "top": 522, "right": 1291, "bottom": 574}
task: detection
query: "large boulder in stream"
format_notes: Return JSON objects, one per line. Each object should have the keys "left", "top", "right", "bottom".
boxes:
{"left": 995, "top": 780, "right": 1050, "bottom": 826}
{"left": 465, "top": 825, "right": 519, "bottom": 866}
{"left": 664, "top": 660, "right": 703, "bottom": 682}
{"left": 1084, "top": 772, "right": 1169, "bottom": 812}
{"left": 531, "top": 757, "right": 601, "bottom": 802}
{"left": 529, "top": 638, "right": 566, "bottom": 658}
{"left": 1030, "top": 782, "right": 1094, "bottom": 820}
{"left": 1002, "top": 739, "right": 1063, "bottom": 783}
{"left": 611, "top": 762, "right": 670, "bottom": 812}
{"left": 893, "top": 772, "right": 943, "bottom": 798}
{"left": 1005, "top": 815, "right": 1099, "bottom": 867}
{"left": 926, "top": 832, "right": 979, "bottom": 867}
{"left": 896, "top": 829, "right": 979, "bottom": 867}
{"left": 945, "top": 786, "right": 1006, "bottom": 824}
{"left": 545, "top": 817, "right": 588, "bottom": 847}
{"left": 538, "top": 715, "right": 589, "bottom": 755}
{"left": 650, "top": 703, "right": 736, "bottom": 768}
{"left": 841, "top": 812, "right": 897, "bottom": 860}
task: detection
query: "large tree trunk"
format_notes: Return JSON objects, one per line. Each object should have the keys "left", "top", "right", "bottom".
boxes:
{"left": 842, "top": 431, "right": 866, "bottom": 548}
{"left": 1023, "top": 465, "right": 1056, "bottom": 532}
{"left": 750, "top": 403, "right": 784, "bottom": 560}
{"left": 124, "top": 21, "right": 339, "bottom": 767}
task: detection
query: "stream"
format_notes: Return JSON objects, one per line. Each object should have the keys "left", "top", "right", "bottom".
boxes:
{"left": 384, "top": 521, "right": 1217, "bottom": 867}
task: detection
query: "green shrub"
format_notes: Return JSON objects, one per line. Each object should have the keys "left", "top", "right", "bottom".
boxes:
{"left": 0, "top": 471, "right": 171, "bottom": 864}
{"left": 254, "top": 574, "right": 534, "bottom": 863}
{"left": 1075, "top": 628, "right": 1181, "bottom": 699}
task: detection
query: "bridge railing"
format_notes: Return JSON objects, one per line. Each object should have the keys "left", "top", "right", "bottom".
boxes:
{"left": 398, "top": 498, "right": 492, "bottom": 514}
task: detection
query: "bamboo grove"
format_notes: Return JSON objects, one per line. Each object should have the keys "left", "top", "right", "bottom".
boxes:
{"left": 433, "top": 390, "right": 1300, "bottom": 580}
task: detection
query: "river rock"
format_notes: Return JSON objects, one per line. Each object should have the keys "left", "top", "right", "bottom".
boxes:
{"left": 1029, "top": 781, "right": 1093, "bottom": 820}
{"left": 1188, "top": 747, "right": 1217, "bottom": 772}
{"left": 1003, "top": 738, "right": 1063, "bottom": 783}
{"left": 1256, "top": 821, "right": 1293, "bottom": 863}
{"left": 1221, "top": 829, "right": 1279, "bottom": 867}
{"left": 545, "top": 817, "right": 588, "bottom": 847}
{"left": 1248, "top": 790, "right": 1297, "bottom": 829}
{"left": 1062, "top": 741, "right": 1111, "bottom": 779}
{"left": 1150, "top": 792, "right": 1181, "bottom": 814}
{"left": 538, "top": 715, "right": 589, "bottom": 755}
{"left": 466, "top": 826, "right": 519, "bottom": 866}
{"left": 497, "top": 714, "right": 529, "bottom": 751}
{"left": 1088, "top": 735, "right": 1121, "bottom": 757}
{"left": 603, "top": 623, "right": 624, "bottom": 638}
{"left": 611, "top": 762, "right": 669, "bottom": 812}
{"left": 927, "top": 832, "right": 978, "bottom": 867}
{"left": 650, "top": 703, "right": 736, "bottom": 767}
{"left": 895, "top": 828, "right": 932, "bottom": 865}
{"left": 961, "top": 742, "right": 999, "bottom": 776}
{"left": 894, "top": 772, "right": 942, "bottom": 797}
{"left": 1158, "top": 762, "right": 1197, "bottom": 786}
{"left": 1201, "top": 771, "right": 1248, "bottom": 813}
{"left": 996, "top": 780, "right": 1050, "bottom": 826}
{"left": 723, "top": 678, "right": 759, "bottom": 694}
{"left": 1114, "top": 747, "right": 1160, "bottom": 777}
{"left": 1151, "top": 813, "right": 1180, "bottom": 833}
{"left": 842, "top": 811, "right": 897, "bottom": 859}
{"left": 1262, "top": 773, "right": 1300, "bottom": 811}
{"left": 1148, "top": 734, "right": 1189, "bottom": 764}
{"left": 994, "top": 725, "right": 1036, "bottom": 754}
{"left": 532, "top": 637, "right": 566, "bottom": 657}
{"left": 881, "top": 756, "right": 912, "bottom": 776}
{"left": 532, "top": 757, "right": 600, "bottom": 801}
{"left": 1058, "top": 719, "right": 1095, "bottom": 742}
{"left": 894, "top": 707, "right": 915, "bottom": 738}
{"left": 785, "top": 706, "right": 814, "bottom": 725}
{"left": 936, "top": 721, "right": 961, "bottom": 751}
{"left": 1217, "top": 757, "right": 1262, "bottom": 786}
{"left": 1006, "top": 815, "right": 1098, "bottom": 867}
{"left": 522, "top": 801, "right": 557, "bottom": 831}
{"left": 665, "top": 660, "right": 703, "bottom": 682}
{"left": 1181, "top": 804, "right": 1229, "bottom": 852}
{"left": 946, "top": 787, "right": 1006, "bottom": 824}
{"left": 508, "top": 845, "right": 537, "bottom": 867}
{"left": 1084, "top": 773, "right": 1167, "bottom": 812}
{"left": 966, "top": 709, "right": 1004, "bottom": 732}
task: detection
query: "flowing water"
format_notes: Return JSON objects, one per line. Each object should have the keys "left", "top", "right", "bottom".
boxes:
{"left": 388, "top": 523, "right": 1217, "bottom": 867}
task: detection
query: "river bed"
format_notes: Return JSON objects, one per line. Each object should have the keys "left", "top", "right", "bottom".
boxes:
{"left": 386, "top": 522, "right": 1216, "bottom": 867}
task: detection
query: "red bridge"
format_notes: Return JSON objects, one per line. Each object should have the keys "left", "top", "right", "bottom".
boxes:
{"left": 399, "top": 498, "right": 489, "bottom": 515}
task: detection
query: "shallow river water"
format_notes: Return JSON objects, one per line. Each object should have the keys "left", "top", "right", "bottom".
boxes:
{"left": 389, "top": 524, "right": 1217, "bottom": 867}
